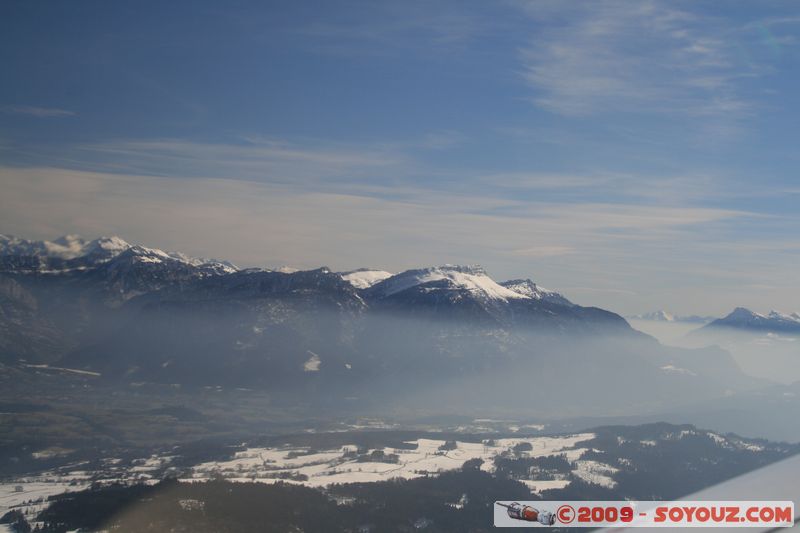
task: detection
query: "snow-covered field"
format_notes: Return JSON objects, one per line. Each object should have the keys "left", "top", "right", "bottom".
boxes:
{"left": 519, "top": 479, "right": 571, "bottom": 492}
{"left": 0, "top": 454, "right": 166, "bottom": 528}
{"left": 572, "top": 459, "right": 619, "bottom": 488}
{"left": 0, "top": 431, "right": 633, "bottom": 525}
{"left": 188, "top": 433, "right": 600, "bottom": 492}
{"left": 0, "top": 479, "right": 91, "bottom": 529}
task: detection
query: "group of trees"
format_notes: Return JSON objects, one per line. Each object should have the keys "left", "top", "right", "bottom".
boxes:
{"left": 32, "top": 465, "right": 530, "bottom": 532}
{"left": 0, "top": 510, "right": 31, "bottom": 533}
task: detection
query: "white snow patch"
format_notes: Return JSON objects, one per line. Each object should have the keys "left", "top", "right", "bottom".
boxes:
{"left": 303, "top": 351, "right": 321, "bottom": 372}
{"left": 341, "top": 269, "right": 393, "bottom": 289}
{"left": 520, "top": 479, "right": 572, "bottom": 493}
{"left": 572, "top": 460, "right": 619, "bottom": 488}
{"left": 738, "top": 442, "right": 765, "bottom": 452}
{"left": 375, "top": 265, "right": 530, "bottom": 302}
{"left": 0, "top": 480, "right": 92, "bottom": 522}
{"left": 660, "top": 365, "right": 697, "bottom": 377}
{"left": 707, "top": 433, "right": 728, "bottom": 446}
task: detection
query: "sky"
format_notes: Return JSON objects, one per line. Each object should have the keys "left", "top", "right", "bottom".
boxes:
{"left": 1, "top": 0, "right": 799, "bottom": 316}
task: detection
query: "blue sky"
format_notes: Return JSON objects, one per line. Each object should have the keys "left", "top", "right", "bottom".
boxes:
{"left": 1, "top": 0, "right": 799, "bottom": 315}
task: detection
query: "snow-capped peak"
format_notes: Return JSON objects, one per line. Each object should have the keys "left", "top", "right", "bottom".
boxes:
{"left": 706, "top": 307, "right": 800, "bottom": 333}
{"left": 166, "top": 251, "right": 238, "bottom": 273}
{"left": 725, "top": 307, "right": 764, "bottom": 321}
{"left": 767, "top": 310, "right": 800, "bottom": 323}
{"left": 0, "top": 234, "right": 237, "bottom": 274}
{"left": 0, "top": 234, "right": 132, "bottom": 260}
{"left": 87, "top": 236, "right": 131, "bottom": 253}
{"left": 112, "top": 245, "right": 238, "bottom": 274}
{"left": 371, "top": 265, "right": 530, "bottom": 302}
{"left": 499, "top": 279, "right": 573, "bottom": 306}
{"left": 630, "top": 310, "right": 675, "bottom": 322}
{"left": 122, "top": 244, "right": 172, "bottom": 263}
{"left": 340, "top": 268, "right": 393, "bottom": 289}
{"left": 722, "top": 308, "right": 800, "bottom": 324}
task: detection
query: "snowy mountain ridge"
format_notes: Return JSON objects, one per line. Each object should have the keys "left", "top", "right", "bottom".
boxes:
{"left": 0, "top": 234, "right": 238, "bottom": 274}
{"left": 340, "top": 268, "right": 393, "bottom": 289}
{"left": 699, "top": 307, "right": 800, "bottom": 333}
{"left": 366, "top": 264, "right": 536, "bottom": 303}
{"left": 0, "top": 234, "right": 129, "bottom": 261}
{"left": 0, "top": 236, "right": 571, "bottom": 306}
{"left": 0, "top": 234, "right": 579, "bottom": 313}
{"left": 1, "top": 235, "right": 576, "bottom": 305}
{"left": 500, "top": 278, "right": 574, "bottom": 307}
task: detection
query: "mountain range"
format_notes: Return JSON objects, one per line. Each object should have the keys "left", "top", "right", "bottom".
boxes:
{"left": 0, "top": 234, "right": 762, "bottom": 416}
{"left": 631, "top": 308, "right": 800, "bottom": 333}
{"left": 699, "top": 307, "right": 800, "bottom": 334}
{"left": 629, "top": 310, "right": 714, "bottom": 324}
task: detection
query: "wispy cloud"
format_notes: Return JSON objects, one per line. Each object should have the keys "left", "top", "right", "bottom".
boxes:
{"left": 511, "top": 245, "right": 574, "bottom": 257}
{"left": 515, "top": 1, "right": 759, "bottom": 119}
{"left": 1, "top": 105, "right": 76, "bottom": 118}
{"left": 73, "top": 137, "right": 404, "bottom": 185}
{"left": 60, "top": 137, "right": 737, "bottom": 209}
{"left": 289, "top": 1, "right": 485, "bottom": 57}
{"left": 0, "top": 165, "right": 753, "bottom": 266}
{"left": 2, "top": 133, "right": 766, "bottom": 211}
